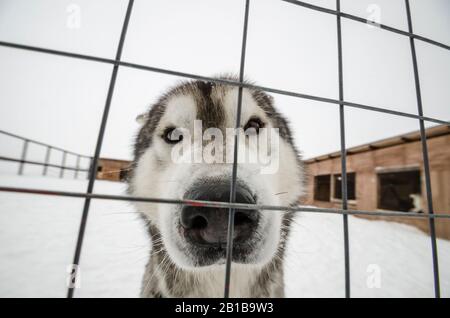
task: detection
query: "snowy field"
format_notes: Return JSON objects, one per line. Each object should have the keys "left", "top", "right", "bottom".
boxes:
{"left": 0, "top": 173, "right": 449, "bottom": 298}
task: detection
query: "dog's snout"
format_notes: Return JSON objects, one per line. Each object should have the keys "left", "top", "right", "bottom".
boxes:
{"left": 181, "top": 181, "right": 258, "bottom": 246}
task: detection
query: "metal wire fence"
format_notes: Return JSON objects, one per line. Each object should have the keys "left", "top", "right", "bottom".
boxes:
{"left": 0, "top": 0, "right": 449, "bottom": 298}
{"left": 0, "top": 129, "right": 92, "bottom": 178}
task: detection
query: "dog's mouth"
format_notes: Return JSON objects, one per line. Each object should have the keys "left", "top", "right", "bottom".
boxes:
{"left": 177, "top": 179, "right": 261, "bottom": 266}
{"left": 178, "top": 222, "right": 260, "bottom": 266}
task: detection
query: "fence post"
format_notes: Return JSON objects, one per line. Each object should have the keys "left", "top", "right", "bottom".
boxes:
{"left": 87, "top": 157, "right": 94, "bottom": 180}
{"left": 224, "top": 0, "right": 250, "bottom": 299}
{"left": 42, "top": 146, "right": 51, "bottom": 176}
{"left": 18, "top": 140, "right": 29, "bottom": 175}
{"left": 67, "top": 0, "right": 135, "bottom": 299}
{"left": 60, "top": 151, "right": 67, "bottom": 178}
{"left": 336, "top": 0, "right": 350, "bottom": 298}
{"left": 74, "top": 155, "right": 81, "bottom": 179}
{"left": 405, "top": 0, "right": 440, "bottom": 298}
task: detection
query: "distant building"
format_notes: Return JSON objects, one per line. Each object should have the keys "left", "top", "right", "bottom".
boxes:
{"left": 303, "top": 125, "right": 450, "bottom": 239}
{"left": 96, "top": 158, "right": 131, "bottom": 182}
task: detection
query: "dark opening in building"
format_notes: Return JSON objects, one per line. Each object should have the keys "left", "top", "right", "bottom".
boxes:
{"left": 119, "top": 169, "right": 128, "bottom": 181}
{"left": 334, "top": 173, "right": 356, "bottom": 200}
{"left": 314, "top": 174, "right": 331, "bottom": 202}
{"left": 378, "top": 169, "right": 422, "bottom": 212}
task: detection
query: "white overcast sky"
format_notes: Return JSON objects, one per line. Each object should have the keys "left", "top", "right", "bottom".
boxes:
{"left": 0, "top": 0, "right": 449, "bottom": 166}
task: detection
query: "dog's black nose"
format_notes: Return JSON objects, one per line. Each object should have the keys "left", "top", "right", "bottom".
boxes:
{"left": 181, "top": 181, "right": 259, "bottom": 246}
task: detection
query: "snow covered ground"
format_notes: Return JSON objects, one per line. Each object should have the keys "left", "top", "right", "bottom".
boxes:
{"left": 0, "top": 174, "right": 448, "bottom": 298}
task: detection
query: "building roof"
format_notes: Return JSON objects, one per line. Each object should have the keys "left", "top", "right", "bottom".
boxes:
{"left": 98, "top": 157, "right": 131, "bottom": 164}
{"left": 304, "top": 124, "right": 450, "bottom": 164}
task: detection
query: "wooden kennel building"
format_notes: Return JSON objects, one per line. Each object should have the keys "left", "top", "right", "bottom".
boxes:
{"left": 304, "top": 125, "right": 450, "bottom": 239}
{"left": 96, "top": 158, "right": 131, "bottom": 182}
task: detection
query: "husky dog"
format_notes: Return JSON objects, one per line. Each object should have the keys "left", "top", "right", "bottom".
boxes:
{"left": 128, "top": 78, "right": 303, "bottom": 298}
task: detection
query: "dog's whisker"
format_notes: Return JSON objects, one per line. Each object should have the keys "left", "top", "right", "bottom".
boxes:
{"left": 151, "top": 238, "right": 164, "bottom": 244}
{"left": 115, "top": 243, "right": 150, "bottom": 250}
{"left": 143, "top": 253, "right": 169, "bottom": 295}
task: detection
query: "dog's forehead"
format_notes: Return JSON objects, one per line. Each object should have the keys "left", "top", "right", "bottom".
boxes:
{"left": 161, "top": 94, "right": 197, "bottom": 127}
{"left": 220, "top": 87, "right": 267, "bottom": 126}
{"left": 161, "top": 84, "right": 265, "bottom": 129}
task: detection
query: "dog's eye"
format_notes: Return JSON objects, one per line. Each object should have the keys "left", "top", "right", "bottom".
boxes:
{"left": 163, "top": 127, "right": 183, "bottom": 144}
{"left": 244, "top": 117, "right": 264, "bottom": 135}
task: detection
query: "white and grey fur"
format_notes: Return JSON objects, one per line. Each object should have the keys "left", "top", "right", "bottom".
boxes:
{"left": 128, "top": 77, "right": 304, "bottom": 298}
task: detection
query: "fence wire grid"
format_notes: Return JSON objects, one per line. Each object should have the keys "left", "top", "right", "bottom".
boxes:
{"left": 0, "top": 129, "right": 92, "bottom": 178}
{"left": 0, "top": 0, "right": 449, "bottom": 298}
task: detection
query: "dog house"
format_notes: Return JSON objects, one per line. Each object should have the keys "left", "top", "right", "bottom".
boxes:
{"left": 304, "top": 125, "right": 450, "bottom": 239}
{"left": 96, "top": 158, "right": 131, "bottom": 182}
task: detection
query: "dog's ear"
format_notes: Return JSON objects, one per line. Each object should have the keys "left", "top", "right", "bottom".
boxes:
{"left": 136, "top": 113, "right": 148, "bottom": 125}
